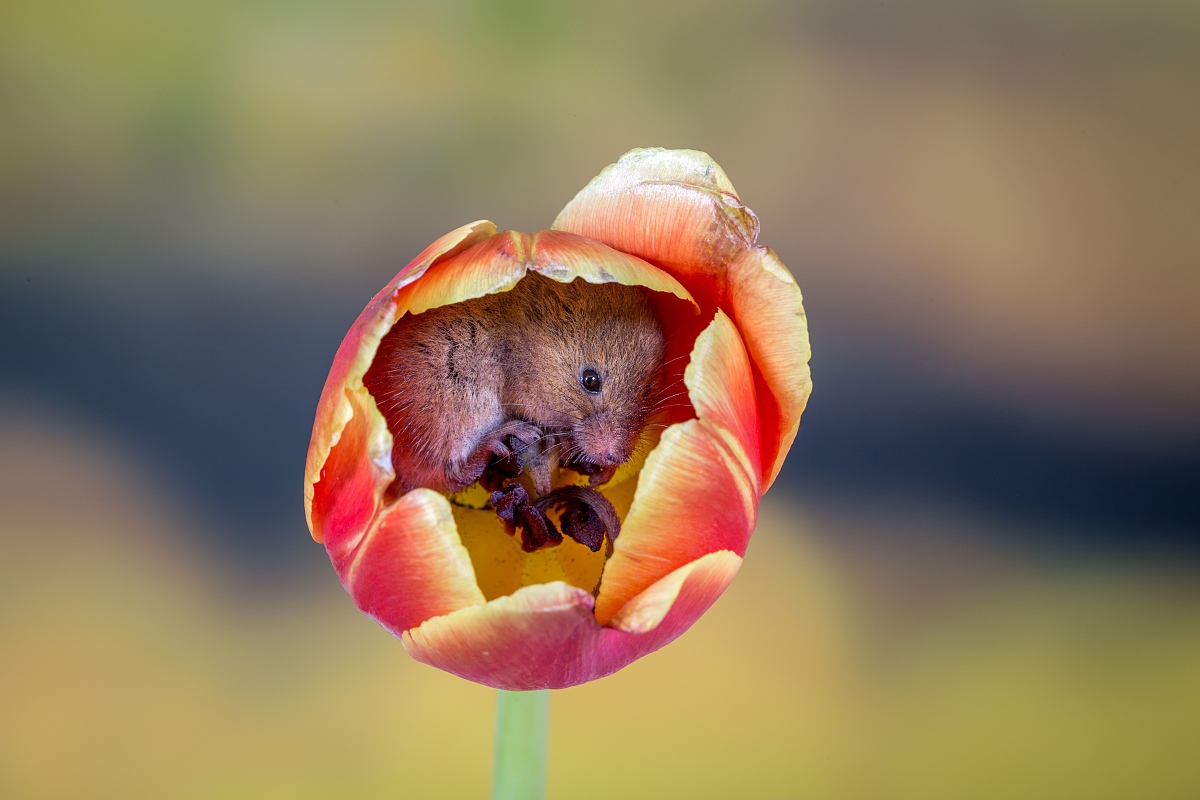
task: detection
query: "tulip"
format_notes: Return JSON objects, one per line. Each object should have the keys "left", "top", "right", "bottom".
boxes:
{"left": 304, "top": 148, "right": 811, "bottom": 692}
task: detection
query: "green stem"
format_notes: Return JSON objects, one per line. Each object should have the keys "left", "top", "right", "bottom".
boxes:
{"left": 491, "top": 689, "right": 550, "bottom": 800}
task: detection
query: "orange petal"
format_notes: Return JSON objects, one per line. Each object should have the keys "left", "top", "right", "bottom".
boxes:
{"left": 594, "top": 418, "right": 758, "bottom": 624}
{"left": 726, "top": 246, "right": 812, "bottom": 490}
{"left": 401, "top": 551, "right": 741, "bottom": 690}
{"left": 591, "top": 312, "right": 763, "bottom": 624}
{"left": 607, "top": 550, "right": 741, "bottom": 635}
{"left": 340, "top": 489, "right": 486, "bottom": 635}
{"left": 396, "top": 230, "right": 531, "bottom": 317}
{"left": 552, "top": 148, "right": 759, "bottom": 295}
{"left": 396, "top": 228, "right": 697, "bottom": 325}
{"left": 304, "top": 220, "right": 497, "bottom": 540}
{"left": 529, "top": 230, "right": 697, "bottom": 308}
{"left": 555, "top": 149, "right": 811, "bottom": 490}
{"left": 684, "top": 311, "right": 763, "bottom": 491}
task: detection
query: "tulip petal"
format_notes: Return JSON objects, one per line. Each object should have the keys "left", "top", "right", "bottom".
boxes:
{"left": 401, "top": 550, "right": 741, "bottom": 690}
{"left": 304, "top": 220, "right": 497, "bottom": 540}
{"left": 587, "top": 311, "right": 763, "bottom": 624}
{"left": 309, "top": 384, "right": 391, "bottom": 557}
{"left": 397, "top": 229, "right": 530, "bottom": 317}
{"left": 552, "top": 148, "right": 759, "bottom": 294}
{"left": 727, "top": 246, "right": 812, "bottom": 489}
{"left": 594, "top": 419, "right": 758, "bottom": 624}
{"left": 553, "top": 148, "right": 812, "bottom": 491}
{"left": 341, "top": 489, "right": 486, "bottom": 636}
{"left": 400, "top": 229, "right": 698, "bottom": 319}
{"left": 607, "top": 549, "right": 739, "bottom": 635}
{"left": 529, "top": 229, "right": 696, "bottom": 308}
{"left": 684, "top": 310, "right": 763, "bottom": 491}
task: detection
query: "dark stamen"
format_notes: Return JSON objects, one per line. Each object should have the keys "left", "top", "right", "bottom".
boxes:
{"left": 490, "top": 483, "right": 563, "bottom": 552}
{"left": 534, "top": 486, "right": 621, "bottom": 553}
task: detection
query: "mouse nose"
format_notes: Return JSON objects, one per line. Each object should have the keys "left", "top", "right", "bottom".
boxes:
{"left": 600, "top": 436, "right": 635, "bottom": 465}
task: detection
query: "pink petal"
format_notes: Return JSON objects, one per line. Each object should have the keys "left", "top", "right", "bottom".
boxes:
{"left": 401, "top": 550, "right": 741, "bottom": 690}
{"left": 309, "top": 384, "right": 391, "bottom": 556}
{"left": 341, "top": 489, "right": 486, "bottom": 635}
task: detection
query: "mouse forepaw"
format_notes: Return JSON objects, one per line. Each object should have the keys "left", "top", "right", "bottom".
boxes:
{"left": 448, "top": 433, "right": 516, "bottom": 492}
{"left": 449, "top": 420, "right": 549, "bottom": 493}
{"left": 490, "top": 420, "right": 543, "bottom": 450}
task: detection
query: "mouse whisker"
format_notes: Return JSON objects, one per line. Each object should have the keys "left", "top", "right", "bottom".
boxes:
{"left": 653, "top": 355, "right": 693, "bottom": 372}
{"left": 648, "top": 392, "right": 693, "bottom": 406}
{"left": 646, "top": 396, "right": 691, "bottom": 412}
{"left": 649, "top": 388, "right": 692, "bottom": 403}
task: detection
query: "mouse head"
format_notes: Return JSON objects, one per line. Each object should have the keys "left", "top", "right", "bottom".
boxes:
{"left": 506, "top": 274, "right": 666, "bottom": 474}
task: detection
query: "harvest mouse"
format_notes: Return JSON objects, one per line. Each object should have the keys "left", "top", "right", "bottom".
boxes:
{"left": 363, "top": 271, "right": 666, "bottom": 550}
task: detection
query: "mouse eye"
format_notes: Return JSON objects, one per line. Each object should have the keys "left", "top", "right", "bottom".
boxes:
{"left": 580, "top": 368, "right": 602, "bottom": 394}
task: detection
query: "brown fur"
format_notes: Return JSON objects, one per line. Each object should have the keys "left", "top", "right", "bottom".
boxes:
{"left": 363, "top": 273, "right": 665, "bottom": 495}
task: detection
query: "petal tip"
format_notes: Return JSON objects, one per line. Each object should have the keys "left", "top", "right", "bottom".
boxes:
{"left": 609, "top": 550, "right": 743, "bottom": 634}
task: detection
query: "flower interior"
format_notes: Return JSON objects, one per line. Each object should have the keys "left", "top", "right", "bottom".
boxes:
{"left": 363, "top": 270, "right": 704, "bottom": 601}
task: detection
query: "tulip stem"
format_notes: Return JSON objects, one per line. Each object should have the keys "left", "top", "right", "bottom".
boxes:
{"left": 492, "top": 689, "right": 550, "bottom": 800}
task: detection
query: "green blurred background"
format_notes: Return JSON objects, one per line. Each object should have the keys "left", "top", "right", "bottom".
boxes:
{"left": 2, "top": 1, "right": 1198, "bottom": 797}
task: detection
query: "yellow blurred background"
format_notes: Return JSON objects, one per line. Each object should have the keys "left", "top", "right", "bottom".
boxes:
{"left": 1, "top": 1, "right": 1198, "bottom": 797}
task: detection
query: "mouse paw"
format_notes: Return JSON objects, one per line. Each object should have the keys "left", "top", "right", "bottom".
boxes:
{"left": 454, "top": 420, "right": 546, "bottom": 492}
{"left": 495, "top": 420, "right": 544, "bottom": 452}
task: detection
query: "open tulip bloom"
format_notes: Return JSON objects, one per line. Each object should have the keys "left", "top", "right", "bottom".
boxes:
{"left": 304, "top": 148, "right": 810, "bottom": 795}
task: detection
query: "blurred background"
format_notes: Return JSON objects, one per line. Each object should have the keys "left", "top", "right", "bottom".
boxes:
{"left": 2, "top": 0, "right": 1198, "bottom": 797}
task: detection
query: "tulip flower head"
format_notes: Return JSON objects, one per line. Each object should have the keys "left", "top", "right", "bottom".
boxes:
{"left": 304, "top": 148, "right": 811, "bottom": 690}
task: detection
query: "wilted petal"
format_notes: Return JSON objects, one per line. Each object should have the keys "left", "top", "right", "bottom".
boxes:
{"left": 402, "top": 550, "right": 741, "bottom": 690}
{"left": 552, "top": 148, "right": 759, "bottom": 296}
{"left": 342, "top": 489, "right": 486, "bottom": 635}
{"left": 553, "top": 148, "right": 812, "bottom": 491}
{"left": 727, "top": 246, "right": 812, "bottom": 489}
